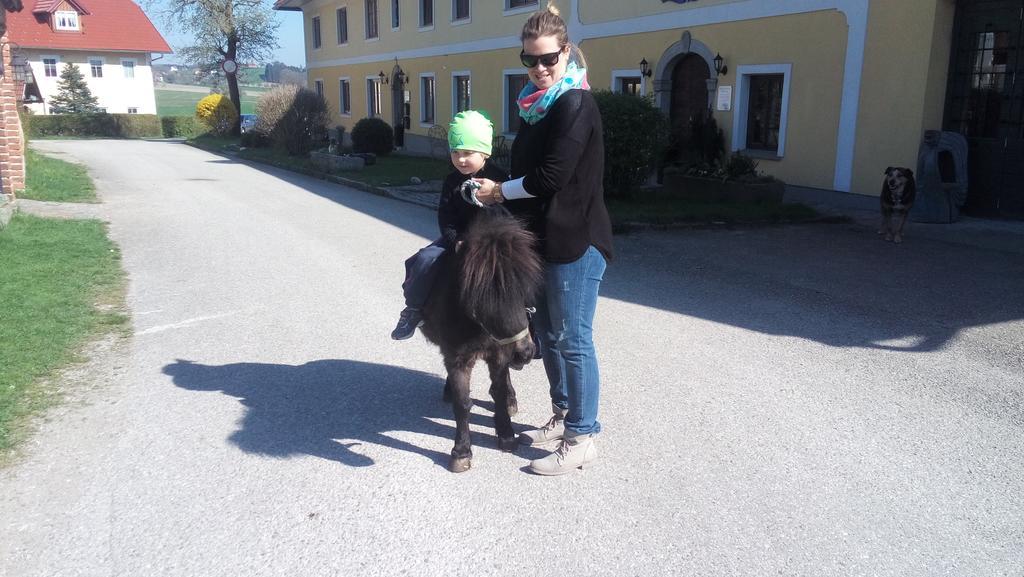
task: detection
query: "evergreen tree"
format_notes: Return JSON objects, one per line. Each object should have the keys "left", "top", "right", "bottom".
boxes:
{"left": 48, "top": 63, "right": 100, "bottom": 114}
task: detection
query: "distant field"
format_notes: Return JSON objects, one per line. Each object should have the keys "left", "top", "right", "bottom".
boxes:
{"left": 155, "top": 88, "right": 264, "bottom": 116}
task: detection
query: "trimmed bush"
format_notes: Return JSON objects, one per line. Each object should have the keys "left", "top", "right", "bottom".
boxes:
{"left": 592, "top": 90, "right": 669, "bottom": 197}
{"left": 195, "top": 94, "right": 238, "bottom": 136}
{"left": 161, "top": 115, "right": 202, "bottom": 138}
{"left": 255, "top": 85, "right": 331, "bottom": 155}
{"left": 240, "top": 129, "right": 271, "bottom": 148}
{"left": 351, "top": 117, "right": 394, "bottom": 156}
{"left": 27, "top": 114, "right": 163, "bottom": 138}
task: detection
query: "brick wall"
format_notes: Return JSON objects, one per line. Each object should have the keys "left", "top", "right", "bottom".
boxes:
{"left": 0, "top": 31, "right": 24, "bottom": 197}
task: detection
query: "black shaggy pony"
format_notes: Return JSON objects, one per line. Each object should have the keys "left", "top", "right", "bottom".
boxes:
{"left": 419, "top": 210, "right": 543, "bottom": 473}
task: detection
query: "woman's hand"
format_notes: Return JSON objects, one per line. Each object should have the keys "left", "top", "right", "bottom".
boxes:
{"left": 472, "top": 178, "right": 503, "bottom": 205}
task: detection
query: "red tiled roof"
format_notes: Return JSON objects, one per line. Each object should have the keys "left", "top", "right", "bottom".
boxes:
{"left": 10, "top": 0, "right": 171, "bottom": 53}
{"left": 33, "top": 0, "right": 89, "bottom": 15}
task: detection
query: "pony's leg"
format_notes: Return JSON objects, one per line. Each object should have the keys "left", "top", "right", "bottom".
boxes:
{"left": 442, "top": 375, "right": 453, "bottom": 403}
{"left": 487, "top": 375, "right": 518, "bottom": 416}
{"left": 487, "top": 361, "right": 518, "bottom": 452}
{"left": 446, "top": 361, "right": 474, "bottom": 473}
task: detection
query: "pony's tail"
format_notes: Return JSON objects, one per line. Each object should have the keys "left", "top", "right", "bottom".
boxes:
{"left": 458, "top": 213, "right": 543, "bottom": 314}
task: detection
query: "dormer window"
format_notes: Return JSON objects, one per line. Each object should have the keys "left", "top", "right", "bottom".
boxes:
{"left": 54, "top": 10, "right": 80, "bottom": 30}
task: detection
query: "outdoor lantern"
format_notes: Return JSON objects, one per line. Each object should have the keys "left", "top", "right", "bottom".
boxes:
{"left": 393, "top": 57, "right": 407, "bottom": 86}
{"left": 714, "top": 53, "right": 728, "bottom": 76}
{"left": 639, "top": 58, "right": 652, "bottom": 78}
{"left": 378, "top": 70, "right": 388, "bottom": 85}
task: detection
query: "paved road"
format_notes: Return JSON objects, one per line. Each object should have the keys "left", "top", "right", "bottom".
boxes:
{"left": 3, "top": 140, "right": 1023, "bottom": 576}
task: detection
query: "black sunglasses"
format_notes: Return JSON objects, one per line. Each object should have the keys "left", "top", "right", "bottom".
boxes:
{"left": 520, "top": 50, "right": 562, "bottom": 68}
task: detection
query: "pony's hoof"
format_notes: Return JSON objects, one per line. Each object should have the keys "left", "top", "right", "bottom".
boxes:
{"left": 449, "top": 457, "right": 472, "bottom": 473}
{"left": 498, "top": 436, "right": 518, "bottom": 452}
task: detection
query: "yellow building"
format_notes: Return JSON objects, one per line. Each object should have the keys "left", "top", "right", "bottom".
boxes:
{"left": 274, "top": 0, "right": 1023, "bottom": 219}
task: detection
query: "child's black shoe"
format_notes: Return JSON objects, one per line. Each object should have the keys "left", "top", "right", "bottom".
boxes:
{"left": 391, "top": 307, "right": 423, "bottom": 340}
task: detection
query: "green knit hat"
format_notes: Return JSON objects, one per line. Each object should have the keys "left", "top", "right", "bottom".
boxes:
{"left": 448, "top": 110, "right": 493, "bottom": 156}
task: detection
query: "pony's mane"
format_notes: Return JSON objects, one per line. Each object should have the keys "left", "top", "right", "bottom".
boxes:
{"left": 458, "top": 212, "right": 543, "bottom": 317}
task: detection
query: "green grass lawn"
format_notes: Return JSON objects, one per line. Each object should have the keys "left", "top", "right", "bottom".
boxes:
{"left": 0, "top": 215, "right": 127, "bottom": 457}
{"left": 156, "top": 88, "right": 261, "bottom": 117}
{"left": 22, "top": 148, "right": 97, "bottom": 203}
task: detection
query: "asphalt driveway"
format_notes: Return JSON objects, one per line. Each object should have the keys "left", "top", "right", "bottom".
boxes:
{"left": 2, "top": 139, "right": 1022, "bottom": 577}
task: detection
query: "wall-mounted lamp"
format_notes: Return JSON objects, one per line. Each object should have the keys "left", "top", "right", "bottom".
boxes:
{"left": 713, "top": 53, "right": 728, "bottom": 76}
{"left": 639, "top": 58, "right": 653, "bottom": 78}
{"left": 0, "top": 42, "right": 27, "bottom": 82}
{"left": 378, "top": 70, "right": 389, "bottom": 85}
{"left": 393, "top": 57, "right": 407, "bottom": 86}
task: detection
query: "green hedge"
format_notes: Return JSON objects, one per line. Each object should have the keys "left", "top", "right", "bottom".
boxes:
{"left": 28, "top": 113, "right": 163, "bottom": 138}
{"left": 161, "top": 116, "right": 202, "bottom": 138}
{"left": 592, "top": 90, "right": 669, "bottom": 197}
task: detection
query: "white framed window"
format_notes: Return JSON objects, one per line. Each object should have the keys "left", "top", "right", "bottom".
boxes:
{"left": 121, "top": 59, "right": 136, "bottom": 79}
{"left": 419, "top": 0, "right": 433, "bottom": 29}
{"left": 312, "top": 16, "right": 322, "bottom": 49}
{"left": 42, "top": 57, "right": 59, "bottom": 78}
{"left": 54, "top": 10, "right": 79, "bottom": 30}
{"left": 391, "top": 0, "right": 400, "bottom": 29}
{"left": 89, "top": 58, "right": 104, "bottom": 78}
{"left": 336, "top": 8, "right": 348, "bottom": 44}
{"left": 452, "top": 71, "right": 470, "bottom": 115}
{"left": 504, "top": 0, "right": 536, "bottom": 16}
{"left": 314, "top": 79, "right": 324, "bottom": 98}
{"left": 420, "top": 73, "right": 435, "bottom": 126}
{"left": 732, "top": 63, "right": 792, "bottom": 158}
{"left": 339, "top": 77, "right": 351, "bottom": 115}
{"left": 127, "top": 107, "right": 138, "bottom": 114}
{"left": 366, "top": 76, "right": 382, "bottom": 118}
{"left": 452, "top": 0, "right": 469, "bottom": 23}
{"left": 503, "top": 69, "right": 529, "bottom": 135}
{"left": 611, "top": 69, "right": 645, "bottom": 97}
{"left": 365, "top": 0, "right": 379, "bottom": 39}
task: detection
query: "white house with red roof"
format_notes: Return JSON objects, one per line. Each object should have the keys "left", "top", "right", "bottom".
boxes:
{"left": 8, "top": 0, "right": 171, "bottom": 114}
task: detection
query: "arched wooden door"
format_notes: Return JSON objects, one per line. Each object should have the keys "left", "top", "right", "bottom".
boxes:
{"left": 670, "top": 54, "right": 711, "bottom": 139}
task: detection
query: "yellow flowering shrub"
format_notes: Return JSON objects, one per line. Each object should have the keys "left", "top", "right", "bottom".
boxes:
{"left": 195, "top": 94, "right": 238, "bottom": 135}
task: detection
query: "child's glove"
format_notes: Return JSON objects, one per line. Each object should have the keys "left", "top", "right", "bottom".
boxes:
{"left": 459, "top": 179, "right": 484, "bottom": 207}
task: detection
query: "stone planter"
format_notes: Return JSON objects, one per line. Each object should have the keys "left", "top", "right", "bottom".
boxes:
{"left": 662, "top": 173, "right": 786, "bottom": 204}
{"left": 310, "top": 151, "right": 366, "bottom": 172}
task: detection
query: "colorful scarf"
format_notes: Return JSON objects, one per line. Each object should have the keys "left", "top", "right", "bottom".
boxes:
{"left": 517, "top": 62, "right": 590, "bottom": 125}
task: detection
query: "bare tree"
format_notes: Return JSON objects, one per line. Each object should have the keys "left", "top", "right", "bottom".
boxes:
{"left": 157, "top": 0, "right": 279, "bottom": 134}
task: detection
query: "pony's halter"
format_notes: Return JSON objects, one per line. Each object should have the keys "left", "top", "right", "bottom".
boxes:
{"left": 474, "top": 307, "right": 535, "bottom": 345}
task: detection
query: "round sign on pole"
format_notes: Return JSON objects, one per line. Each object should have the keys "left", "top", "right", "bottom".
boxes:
{"left": 222, "top": 59, "right": 238, "bottom": 75}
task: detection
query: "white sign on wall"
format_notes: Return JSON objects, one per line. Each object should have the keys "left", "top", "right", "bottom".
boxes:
{"left": 717, "top": 85, "right": 732, "bottom": 111}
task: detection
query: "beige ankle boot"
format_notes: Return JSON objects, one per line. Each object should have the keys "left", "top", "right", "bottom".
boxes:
{"left": 518, "top": 405, "right": 567, "bottom": 447}
{"left": 528, "top": 433, "right": 597, "bottom": 476}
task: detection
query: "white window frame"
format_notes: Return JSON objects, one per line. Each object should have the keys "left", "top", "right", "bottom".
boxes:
{"left": 336, "top": 7, "right": 348, "bottom": 45}
{"left": 54, "top": 10, "right": 79, "bottom": 30}
{"left": 611, "top": 69, "right": 646, "bottom": 97}
{"left": 391, "top": 0, "right": 400, "bottom": 30}
{"left": 365, "top": 0, "right": 379, "bottom": 40}
{"left": 419, "top": 0, "right": 434, "bottom": 31}
{"left": 451, "top": 70, "right": 470, "bottom": 116}
{"left": 419, "top": 72, "right": 435, "bottom": 127}
{"left": 504, "top": 0, "right": 537, "bottom": 17}
{"left": 314, "top": 78, "right": 324, "bottom": 98}
{"left": 121, "top": 59, "right": 136, "bottom": 79}
{"left": 366, "top": 75, "right": 382, "bottom": 118}
{"left": 502, "top": 68, "right": 528, "bottom": 136}
{"left": 339, "top": 77, "right": 352, "bottom": 116}
{"left": 732, "top": 63, "right": 792, "bottom": 158}
{"left": 42, "top": 55, "right": 60, "bottom": 78}
{"left": 451, "top": 0, "right": 470, "bottom": 25}
{"left": 88, "top": 57, "right": 104, "bottom": 79}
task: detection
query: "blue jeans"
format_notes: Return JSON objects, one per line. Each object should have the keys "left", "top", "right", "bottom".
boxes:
{"left": 532, "top": 245, "right": 607, "bottom": 437}
{"left": 402, "top": 239, "right": 447, "bottom": 309}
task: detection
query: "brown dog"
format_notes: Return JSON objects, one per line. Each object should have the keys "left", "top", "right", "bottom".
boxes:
{"left": 879, "top": 167, "right": 916, "bottom": 243}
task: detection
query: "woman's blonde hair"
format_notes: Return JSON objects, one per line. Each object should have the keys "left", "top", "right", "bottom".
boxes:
{"left": 521, "top": 3, "right": 588, "bottom": 69}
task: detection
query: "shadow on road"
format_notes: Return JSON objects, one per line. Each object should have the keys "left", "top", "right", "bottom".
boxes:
{"left": 161, "top": 358, "right": 539, "bottom": 467}
{"left": 186, "top": 145, "right": 1024, "bottom": 355}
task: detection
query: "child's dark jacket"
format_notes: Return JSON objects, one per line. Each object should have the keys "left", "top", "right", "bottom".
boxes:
{"left": 437, "top": 161, "right": 509, "bottom": 246}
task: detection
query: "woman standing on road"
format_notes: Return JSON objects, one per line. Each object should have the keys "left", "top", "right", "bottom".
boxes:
{"left": 474, "top": 5, "right": 613, "bottom": 476}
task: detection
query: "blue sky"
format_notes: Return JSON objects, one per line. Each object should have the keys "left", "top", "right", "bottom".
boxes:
{"left": 142, "top": 0, "right": 306, "bottom": 67}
